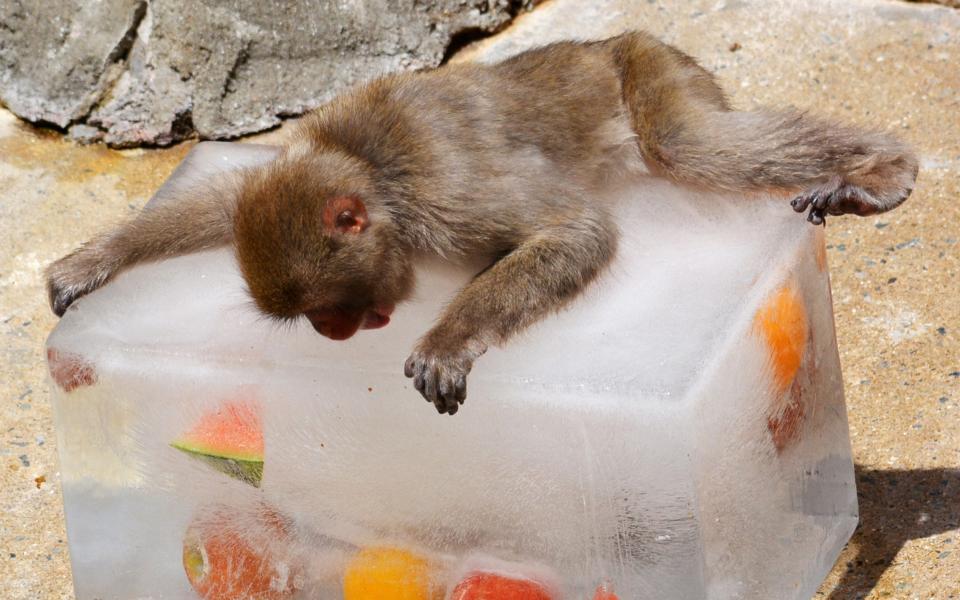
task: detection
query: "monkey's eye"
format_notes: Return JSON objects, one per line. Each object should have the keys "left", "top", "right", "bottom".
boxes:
{"left": 335, "top": 210, "right": 357, "bottom": 230}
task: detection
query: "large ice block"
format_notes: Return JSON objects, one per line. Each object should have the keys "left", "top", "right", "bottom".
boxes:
{"left": 47, "top": 142, "right": 857, "bottom": 600}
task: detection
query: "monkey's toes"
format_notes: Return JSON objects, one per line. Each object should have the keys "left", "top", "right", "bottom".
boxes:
{"left": 790, "top": 190, "right": 830, "bottom": 227}
{"left": 807, "top": 208, "right": 826, "bottom": 226}
{"left": 790, "top": 193, "right": 813, "bottom": 213}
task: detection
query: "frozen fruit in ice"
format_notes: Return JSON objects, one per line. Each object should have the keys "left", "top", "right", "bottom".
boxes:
{"left": 592, "top": 583, "right": 619, "bottom": 600}
{"left": 756, "top": 283, "right": 809, "bottom": 452}
{"left": 171, "top": 400, "right": 264, "bottom": 487}
{"left": 814, "top": 228, "right": 828, "bottom": 272}
{"left": 755, "top": 283, "right": 808, "bottom": 394}
{"left": 182, "top": 507, "right": 299, "bottom": 600}
{"left": 450, "top": 571, "right": 553, "bottom": 600}
{"left": 768, "top": 378, "right": 806, "bottom": 452}
{"left": 46, "top": 347, "right": 97, "bottom": 392}
{"left": 343, "top": 547, "right": 433, "bottom": 600}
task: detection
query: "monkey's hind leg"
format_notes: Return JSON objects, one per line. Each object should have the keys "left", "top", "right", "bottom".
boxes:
{"left": 648, "top": 109, "right": 918, "bottom": 225}
{"left": 610, "top": 33, "right": 918, "bottom": 224}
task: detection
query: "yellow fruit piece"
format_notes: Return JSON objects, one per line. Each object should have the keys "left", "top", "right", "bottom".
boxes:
{"left": 755, "top": 283, "right": 808, "bottom": 394}
{"left": 343, "top": 547, "right": 432, "bottom": 600}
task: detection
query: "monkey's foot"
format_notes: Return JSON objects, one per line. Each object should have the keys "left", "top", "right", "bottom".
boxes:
{"left": 790, "top": 179, "right": 914, "bottom": 226}
{"left": 404, "top": 347, "right": 476, "bottom": 415}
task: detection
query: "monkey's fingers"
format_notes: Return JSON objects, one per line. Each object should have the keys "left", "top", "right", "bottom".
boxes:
{"left": 46, "top": 254, "right": 114, "bottom": 317}
{"left": 405, "top": 352, "right": 446, "bottom": 413}
{"left": 438, "top": 373, "right": 466, "bottom": 416}
{"left": 403, "top": 355, "right": 417, "bottom": 378}
{"left": 48, "top": 281, "right": 75, "bottom": 317}
{"left": 405, "top": 350, "right": 470, "bottom": 415}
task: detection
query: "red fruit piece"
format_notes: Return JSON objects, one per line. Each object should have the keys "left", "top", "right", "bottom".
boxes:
{"left": 182, "top": 506, "right": 300, "bottom": 600}
{"left": 450, "top": 572, "right": 553, "bottom": 600}
{"left": 768, "top": 378, "right": 806, "bottom": 452}
{"left": 46, "top": 347, "right": 97, "bottom": 392}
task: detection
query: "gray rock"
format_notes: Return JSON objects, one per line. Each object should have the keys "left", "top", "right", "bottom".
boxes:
{"left": 0, "top": 0, "right": 529, "bottom": 147}
{"left": 0, "top": 0, "right": 145, "bottom": 128}
{"left": 66, "top": 124, "right": 105, "bottom": 145}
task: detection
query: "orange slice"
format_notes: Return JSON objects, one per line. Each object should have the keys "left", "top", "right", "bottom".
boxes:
{"left": 343, "top": 547, "right": 434, "bottom": 600}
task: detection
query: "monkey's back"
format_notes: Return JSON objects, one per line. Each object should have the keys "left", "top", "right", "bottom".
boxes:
{"left": 296, "top": 32, "right": 730, "bottom": 255}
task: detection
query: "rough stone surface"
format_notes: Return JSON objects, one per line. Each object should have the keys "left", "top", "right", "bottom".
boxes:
{"left": 0, "top": 0, "right": 529, "bottom": 147}
{"left": 0, "top": 0, "right": 958, "bottom": 599}
{"left": 0, "top": 0, "right": 145, "bottom": 128}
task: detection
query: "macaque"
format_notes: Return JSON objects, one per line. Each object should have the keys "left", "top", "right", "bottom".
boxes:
{"left": 46, "top": 32, "right": 917, "bottom": 415}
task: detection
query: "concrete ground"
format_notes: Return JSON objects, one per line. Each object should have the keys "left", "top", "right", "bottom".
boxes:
{"left": 1, "top": 0, "right": 957, "bottom": 598}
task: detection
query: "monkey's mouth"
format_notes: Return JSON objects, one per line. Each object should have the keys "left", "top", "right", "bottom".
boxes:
{"left": 305, "top": 304, "right": 394, "bottom": 341}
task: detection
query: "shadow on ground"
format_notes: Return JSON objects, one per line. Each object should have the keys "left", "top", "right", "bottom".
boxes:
{"left": 827, "top": 465, "right": 960, "bottom": 600}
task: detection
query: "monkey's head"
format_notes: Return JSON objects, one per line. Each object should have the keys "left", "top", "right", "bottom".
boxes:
{"left": 233, "top": 151, "right": 414, "bottom": 340}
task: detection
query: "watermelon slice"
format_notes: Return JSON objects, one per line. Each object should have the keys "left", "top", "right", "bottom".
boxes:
{"left": 171, "top": 400, "right": 264, "bottom": 487}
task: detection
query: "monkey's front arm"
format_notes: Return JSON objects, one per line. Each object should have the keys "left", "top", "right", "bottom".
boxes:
{"left": 46, "top": 186, "right": 236, "bottom": 316}
{"left": 404, "top": 208, "right": 617, "bottom": 414}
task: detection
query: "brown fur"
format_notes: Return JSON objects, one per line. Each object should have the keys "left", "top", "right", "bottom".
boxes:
{"left": 46, "top": 31, "right": 918, "bottom": 414}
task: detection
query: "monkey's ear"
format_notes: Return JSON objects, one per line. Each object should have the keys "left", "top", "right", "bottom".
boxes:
{"left": 322, "top": 195, "right": 368, "bottom": 234}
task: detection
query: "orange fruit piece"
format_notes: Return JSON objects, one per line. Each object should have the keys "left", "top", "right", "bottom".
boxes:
{"left": 754, "top": 283, "right": 808, "bottom": 395}
{"left": 343, "top": 547, "right": 433, "bottom": 600}
{"left": 450, "top": 571, "right": 553, "bottom": 600}
{"left": 171, "top": 400, "right": 264, "bottom": 487}
{"left": 182, "top": 507, "right": 299, "bottom": 600}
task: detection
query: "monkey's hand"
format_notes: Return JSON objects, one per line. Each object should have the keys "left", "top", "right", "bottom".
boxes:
{"left": 404, "top": 336, "right": 486, "bottom": 415}
{"left": 46, "top": 246, "right": 117, "bottom": 317}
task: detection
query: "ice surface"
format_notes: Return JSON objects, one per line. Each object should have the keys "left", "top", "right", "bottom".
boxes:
{"left": 47, "top": 142, "right": 857, "bottom": 600}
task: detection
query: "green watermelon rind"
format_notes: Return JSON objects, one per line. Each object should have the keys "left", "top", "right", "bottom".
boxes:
{"left": 171, "top": 441, "right": 264, "bottom": 488}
